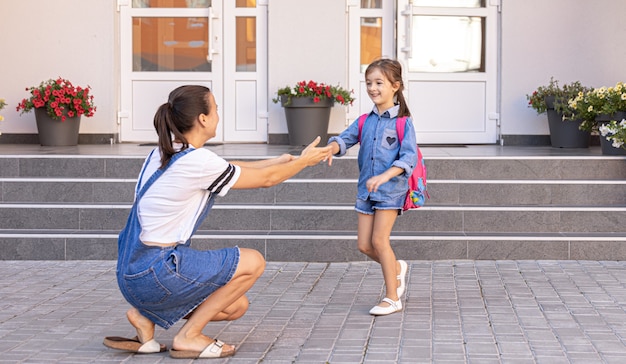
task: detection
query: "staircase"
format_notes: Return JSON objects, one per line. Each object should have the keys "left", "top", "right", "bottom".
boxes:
{"left": 1, "top": 147, "right": 625, "bottom": 261}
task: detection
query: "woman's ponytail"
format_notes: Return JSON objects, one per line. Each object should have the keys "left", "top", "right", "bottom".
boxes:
{"left": 153, "top": 85, "right": 211, "bottom": 168}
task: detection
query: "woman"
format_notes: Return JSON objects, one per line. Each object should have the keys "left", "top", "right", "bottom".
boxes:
{"left": 104, "top": 85, "right": 331, "bottom": 359}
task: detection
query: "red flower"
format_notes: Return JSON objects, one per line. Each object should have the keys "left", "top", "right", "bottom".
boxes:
{"left": 16, "top": 77, "right": 97, "bottom": 121}
{"left": 313, "top": 96, "right": 320, "bottom": 103}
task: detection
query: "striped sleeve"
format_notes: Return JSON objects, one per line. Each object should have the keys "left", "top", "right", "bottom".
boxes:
{"left": 207, "top": 163, "right": 238, "bottom": 195}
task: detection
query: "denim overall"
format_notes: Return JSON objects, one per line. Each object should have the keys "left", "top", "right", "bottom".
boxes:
{"left": 116, "top": 148, "right": 239, "bottom": 329}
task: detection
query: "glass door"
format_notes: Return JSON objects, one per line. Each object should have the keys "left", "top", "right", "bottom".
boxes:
{"left": 120, "top": 0, "right": 221, "bottom": 143}
{"left": 222, "top": 0, "right": 267, "bottom": 142}
{"left": 347, "top": 0, "right": 395, "bottom": 123}
{"left": 397, "top": 0, "right": 499, "bottom": 144}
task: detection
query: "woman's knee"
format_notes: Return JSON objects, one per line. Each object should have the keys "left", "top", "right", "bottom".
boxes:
{"left": 240, "top": 248, "right": 265, "bottom": 277}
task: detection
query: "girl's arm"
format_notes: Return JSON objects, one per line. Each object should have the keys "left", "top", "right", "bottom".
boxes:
{"left": 231, "top": 137, "right": 331, "bottom": 189}
{"left": 366, "top": 166, "right": 404, "bottom": 193}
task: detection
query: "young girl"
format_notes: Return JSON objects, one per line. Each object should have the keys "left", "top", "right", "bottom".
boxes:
{"left": 104, "top": 85, "right": 331, "bottom": 359}
{"left": 326, "top": 58, "right": 417, "bottom": 315}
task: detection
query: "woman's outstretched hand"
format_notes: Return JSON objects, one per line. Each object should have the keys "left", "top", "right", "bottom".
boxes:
{"left": 299, "top": 136, "right": 333, "bottom": 166}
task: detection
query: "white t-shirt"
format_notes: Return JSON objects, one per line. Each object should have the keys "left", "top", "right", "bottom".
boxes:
{"left": 136, "top": 146, "right": 241, "bottom": 245}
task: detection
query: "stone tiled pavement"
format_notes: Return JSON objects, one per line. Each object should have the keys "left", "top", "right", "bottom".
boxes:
{"left": 3, "top": 260, "right": 626, "bottom": 363}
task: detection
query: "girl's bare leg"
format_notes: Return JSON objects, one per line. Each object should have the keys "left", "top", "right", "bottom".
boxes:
{"left": 370, "top": 209, "right": 400, "bottom": 306}
{"left": 171, "top": 248, "right": 265, "bottom": 353}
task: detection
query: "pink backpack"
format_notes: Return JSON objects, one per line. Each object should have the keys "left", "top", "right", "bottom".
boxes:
{"left": 358, "top": 114, "right": 429, "bottom": 211}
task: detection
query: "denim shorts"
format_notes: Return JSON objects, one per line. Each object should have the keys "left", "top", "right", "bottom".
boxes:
{"left": 118, "top": 243, "right": 240, "bottom": 329}
{"left": 355, "top": 195, "right": 404, "bottom": 216}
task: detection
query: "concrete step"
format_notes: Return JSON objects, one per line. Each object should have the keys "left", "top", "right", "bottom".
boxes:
{"left": 1, "top": 203, "right": 625, "bottom": 233}
{"left": 0, "top": 229, "right": 625, "bottom": 261}
{"left": 1, "top": 152, "right": 625, "bottom": 261}
{"left": 2, "top": 178, "right": 625, "bottom": 206}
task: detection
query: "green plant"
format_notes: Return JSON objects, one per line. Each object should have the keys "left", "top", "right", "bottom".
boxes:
{"left": 16, "top": 77, "right": 96, "bottom": 121}
{"left": 526, "top": 77, "right": 590, "bottom": 115}
{"left": 0, "top": 98, "right": 6, "bottom": 122}
{"left": 273, "top": 80, "right": 354, "bottom": 106}
{"left": 568, "top": 81, "right": 626, "bottom": 131}
{"left": 599, "top": 118, "right": 626, "bottom": 150}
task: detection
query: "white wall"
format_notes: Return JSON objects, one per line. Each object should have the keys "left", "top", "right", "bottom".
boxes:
{"left": 0, "top": 0, "right": 117, "bottom": 134}
{"left": 2, "top": 0, "right": 625, "bottom": 142}
{"left": 500, "top": 0, "right": 626, "bottom": 136}
{"left": 267, "top": 0, "right": 349, "bottom": 136}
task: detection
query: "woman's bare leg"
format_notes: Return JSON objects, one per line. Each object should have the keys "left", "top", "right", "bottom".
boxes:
{"left": 172, "top": 248, "right": 265, "bottom": 353}
{"left": 126, "top": 307, "right": 156, "bottom": 343}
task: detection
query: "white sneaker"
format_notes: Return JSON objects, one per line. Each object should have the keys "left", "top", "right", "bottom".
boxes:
{"left": 369, "top": 297, "right": 402, "bottom": 316}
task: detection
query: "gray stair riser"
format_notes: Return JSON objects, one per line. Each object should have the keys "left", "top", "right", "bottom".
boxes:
{"left": 3, "top": 181, "right": 625, "bottom": 206}
{"left": 2, "top": 156, "right": 626, "bottom": 180}
{"left": 2, "top": 236, "right": 626, "bottom": 261}
{"left": 1, "top": 207, "right": 624, "bottom": 233}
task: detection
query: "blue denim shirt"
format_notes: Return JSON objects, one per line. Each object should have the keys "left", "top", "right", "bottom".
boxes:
{"left": 328, "top": 105, "right": 418, "bottom": 201}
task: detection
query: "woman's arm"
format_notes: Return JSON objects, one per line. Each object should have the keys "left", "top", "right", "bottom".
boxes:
{"left": 230, "top": 154, "right": 295, "bottom": 169}
{"left": 231, "top": 137, "right": 331, "bottom": 189}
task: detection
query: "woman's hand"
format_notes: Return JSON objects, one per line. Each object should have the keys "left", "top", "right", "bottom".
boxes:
{"left": 299, "top": 136, "right": 333, "bottom": 166}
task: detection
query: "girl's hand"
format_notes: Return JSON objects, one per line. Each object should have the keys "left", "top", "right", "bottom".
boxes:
{"left": 366, "top": 174, "right": 390, "bottom": 193}
{"left": 325, "top": 141, "right": 339, "bottom": 166}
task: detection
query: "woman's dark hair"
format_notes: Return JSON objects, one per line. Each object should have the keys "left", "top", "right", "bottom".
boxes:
{"left": 365, "top": 58, "right": 411, "bottom": 118}
{"left": 153, "top": 85, "right": 211, "bottom": 168}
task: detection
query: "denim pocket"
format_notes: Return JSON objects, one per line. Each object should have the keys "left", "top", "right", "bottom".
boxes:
{"left": 381, "top": 128, "right": 399, "bottom": 149}
{"left": 123, "top": 268, "right": 171, "bottom": 305}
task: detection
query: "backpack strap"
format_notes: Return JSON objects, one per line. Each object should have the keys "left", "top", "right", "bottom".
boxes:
{"left": 358, "top": 114, "right": 408, "bottom": 144}
{"left": 357, "top": 114, "right": 367, "bottom": 142}
{"left": 395, "top": 116, "right": 407, "bottom": 144}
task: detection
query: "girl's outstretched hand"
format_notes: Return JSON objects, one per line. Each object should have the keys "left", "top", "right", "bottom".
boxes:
{"left": 299, "top": 136, "right": 333, "bottom": 166}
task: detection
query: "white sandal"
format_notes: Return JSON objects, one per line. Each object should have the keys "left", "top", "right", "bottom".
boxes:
{"left": 369, "top": 297, "right": 402, "bottom": 316}
{"left": 397, "top": 260, "right": 408, "bottom": 298}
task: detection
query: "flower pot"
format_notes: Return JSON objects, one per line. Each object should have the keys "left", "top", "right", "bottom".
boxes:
{"left": 281, "top": 96, "right": 333, "bottom": 146}
{"left": 34, "top": 108, "right": 81, "bottom": 146}
{"left": 596, "top": 112, "right": 626, "bottom": 155}
{"left": 546, "top": 110, "right": 590, "bottom": 148}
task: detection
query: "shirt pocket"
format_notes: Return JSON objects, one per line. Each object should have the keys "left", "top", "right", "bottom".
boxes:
{"left": 381, "top": 128, "right": 399, "bottom": 150}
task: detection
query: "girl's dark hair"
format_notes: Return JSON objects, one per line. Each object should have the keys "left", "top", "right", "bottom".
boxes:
{"left": 153, "top": 85, "right": 211, "bottom": 168}
{"left": 365, "top": 58, "right": 411, "bottom": 118}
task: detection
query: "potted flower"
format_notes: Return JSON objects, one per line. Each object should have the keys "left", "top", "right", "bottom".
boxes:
{"left": 273, "top": 80, "right": 354, "bottom": 146}
{"left": 599, "top": 118, "right": 626, "bottom": 154}
{"left": 16, "top": 77, "right": 96, "bottom": 146}
{"left": 526, "top": 77, "right": 591, "bottom": 148}
{"left": 568, "top": 82, "right": 626, "bottom": 131}
{"left": 0, "top": 98, "right": 6, "bottom": 136}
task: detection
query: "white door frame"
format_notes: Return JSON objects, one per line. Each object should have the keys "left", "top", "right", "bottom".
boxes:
{"left": 119, "top": 1, "right": 268, "bottom": 143}
{"left": 397, "top": 0, "right": 500, "bottom": 144}
{"left": 347, "top": 1, "right": 395, "bottom": 124}
{"left": 222, "top": 1, "right": 268, "bottom": 142}
{"left": 348, "top": 0, "right": 500, "bottom": 144}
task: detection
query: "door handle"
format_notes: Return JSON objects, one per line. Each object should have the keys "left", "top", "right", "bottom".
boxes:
{"left": 206, "top": 6, "right": 219, "bottom": 63}
{"left": 400, "top": 2, "right": 413, "bottom": 58}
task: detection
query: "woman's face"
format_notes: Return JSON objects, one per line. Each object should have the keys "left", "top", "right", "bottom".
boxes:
{"left": 203, "top": 92, "right": 220, "bottom": 139}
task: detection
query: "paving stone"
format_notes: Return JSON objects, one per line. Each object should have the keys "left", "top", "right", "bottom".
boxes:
{"left": 3, "top": 260, "right": 626, "bottom": 362}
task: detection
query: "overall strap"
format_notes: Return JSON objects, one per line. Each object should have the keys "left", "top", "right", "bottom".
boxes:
{"left": 136, "top": 148, "right": 195, "bottom": 200}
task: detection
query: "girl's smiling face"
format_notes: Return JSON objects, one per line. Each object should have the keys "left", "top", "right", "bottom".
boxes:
{"left": 365, "top": 68, "right": 400, "bottom": 113}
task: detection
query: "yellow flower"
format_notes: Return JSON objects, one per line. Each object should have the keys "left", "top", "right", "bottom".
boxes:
{"left": 0, "top": 115, "right": 4, "bottom": 122}
{"left": 621, "top": 93, "right": 626, "bottom": 101}
{"left": 588, "top": 106, "right": 594, "bottom": 112}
